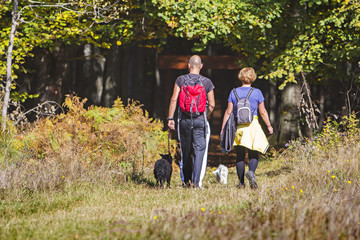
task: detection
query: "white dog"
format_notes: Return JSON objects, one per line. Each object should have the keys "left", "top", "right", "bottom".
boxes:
{"left": 212, "top": 164, "right": 228, "bottom": 184}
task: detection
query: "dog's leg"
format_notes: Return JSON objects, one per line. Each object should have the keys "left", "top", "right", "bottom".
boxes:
{"left": 167, "top": 178, "right": 171, "bottom": 188}
{"left": 156, "top": 180, "right": 159, "bottom": 188}
{"left": 160, "top": 179, "right": 164, "bottom": 188}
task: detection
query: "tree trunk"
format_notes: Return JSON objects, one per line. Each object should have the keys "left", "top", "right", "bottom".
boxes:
{"left": 277, "top": 83, "right": 302, "bottom": 145}
{"left": 2, "top": 0, "right": 18, "bottom": 131}
{"left": 102, "top": 45, "right": 121, "bottom": 107}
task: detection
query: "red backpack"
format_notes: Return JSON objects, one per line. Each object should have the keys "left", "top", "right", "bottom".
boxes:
{"left": 179, "top": 75, "right": 207, "bottom": 117}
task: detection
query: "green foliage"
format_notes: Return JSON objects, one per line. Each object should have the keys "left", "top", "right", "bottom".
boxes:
{"left": 152, "top": 0, "right": 360, "bottom": 89}
{"left": 264, "top": 1, "right": 360, "bottom": 88}
{"left": 0, "top": 0, "right": 166, "bottom": 77}
{"left": 0, "top": 0, "right": 165, "bottom": 104}
{"left": 13, "top": 95, "right": 176, "bottom": 171}
{"left": 313, "top": 114, "right": 359, "bottom": 152}
{"left": 10, "top": 91, "right": 39, "bottom": 103}
{"left": 151, "top": 0, "right": 284, "bottom": 53}
{"left": 1, "top": 0, "right": 359, "bottom": 103}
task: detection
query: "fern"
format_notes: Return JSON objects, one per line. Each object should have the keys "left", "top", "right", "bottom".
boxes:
{"left": 11, "top": 95, "right": 177, "bottom": 174}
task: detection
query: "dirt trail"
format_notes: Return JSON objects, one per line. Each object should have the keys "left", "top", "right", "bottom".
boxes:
{"left": 207, "top": 135, "right": 236, "bottom": 168}
{"left": 172, "top": 134, "right": 236, "bottom": 174}
{"left": 206, "top": 95, "right": 237, "bottom": 168}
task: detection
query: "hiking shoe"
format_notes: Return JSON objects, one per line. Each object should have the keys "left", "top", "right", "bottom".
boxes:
{"left": 182, "top": 182, "right": 191, "bottom": 188}
{"left": 237, "top": 183, "right": 245, "bottom": 189}
{"left": 245, "top": 171, "right": 258, "bottom": 189}
{"left": 193, "top": 184, "right": 203, "bottom": 190}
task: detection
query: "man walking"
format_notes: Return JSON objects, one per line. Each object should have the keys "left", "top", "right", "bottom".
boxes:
{"left": 168, "top": 55, "right": 215, "bottom": 188}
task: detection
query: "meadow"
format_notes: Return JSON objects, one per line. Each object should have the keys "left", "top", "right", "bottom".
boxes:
{"left": 0, "top": 98, "right": 359, "bottom": 239}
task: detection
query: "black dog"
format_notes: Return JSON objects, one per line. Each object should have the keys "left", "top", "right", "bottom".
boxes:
{"left": 154, "top": 154, "right": 172, "bottom": 188}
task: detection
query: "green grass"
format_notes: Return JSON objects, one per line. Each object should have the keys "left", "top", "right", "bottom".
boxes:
{"left": 0, "top": 116, "right": 359, "bottom": 239}
{"left": 0, "top": 153, "right": 359, "bottom": 239}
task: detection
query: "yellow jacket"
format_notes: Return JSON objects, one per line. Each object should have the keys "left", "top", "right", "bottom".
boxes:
{"left": 233, "top": 116, "right": 269, "bottom": 154}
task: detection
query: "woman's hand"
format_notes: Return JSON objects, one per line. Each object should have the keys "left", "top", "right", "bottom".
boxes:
{"left": 267, "top": 125, "right": 273, "bottom": 134}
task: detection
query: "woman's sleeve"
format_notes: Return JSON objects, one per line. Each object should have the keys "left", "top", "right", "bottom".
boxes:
{"left": 227, "top": 91, "right": 234, "bottom": 103}
{"left": 257, "top": 89, "right": 265, "bottom": 104}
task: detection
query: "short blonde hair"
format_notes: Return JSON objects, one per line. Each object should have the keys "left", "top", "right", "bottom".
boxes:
{"left": 238, "top": 67, "right": 256, "bottom": 84}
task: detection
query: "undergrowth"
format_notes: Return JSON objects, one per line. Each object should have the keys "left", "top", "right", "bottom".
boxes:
{"left": 0, "top": 109, "right": 359, "bottom": 239}
{"left": 0, "top": 95, "right": 176, "bottom": 192}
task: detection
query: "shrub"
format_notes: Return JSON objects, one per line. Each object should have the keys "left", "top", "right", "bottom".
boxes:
{"left": 1, "top": 95, "right": 177, "bottom": 191}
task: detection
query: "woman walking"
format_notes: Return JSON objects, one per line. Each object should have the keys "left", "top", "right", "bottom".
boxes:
{"left": 220, "top": 67, "right": 273, "bottom": 189}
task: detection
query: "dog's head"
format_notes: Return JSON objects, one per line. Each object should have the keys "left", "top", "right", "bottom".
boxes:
{"left": 159, "top": 153, "right": 172, "bottom": 164}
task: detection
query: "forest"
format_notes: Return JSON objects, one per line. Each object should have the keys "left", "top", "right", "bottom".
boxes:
{"left": 0, "top": 1, "right": 359, "bottom": 239}
{"left": 1, "top": 0, "right": 360, "bottom": 139}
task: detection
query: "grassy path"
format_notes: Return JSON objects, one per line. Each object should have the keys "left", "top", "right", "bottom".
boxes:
{"left": 1, "top": 120, "right": 360, "bottom": 240}
{"left": 1, "top": 153, "right": 359, "bottom": 239}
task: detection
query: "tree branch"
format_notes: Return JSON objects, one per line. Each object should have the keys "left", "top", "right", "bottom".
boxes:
{"left": 301, "top": 72, "right": 318, "bottom": 130}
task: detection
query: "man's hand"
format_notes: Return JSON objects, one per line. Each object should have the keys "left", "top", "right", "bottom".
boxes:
{"left": 168, "top": 119, "right": 175, "bottom": 130}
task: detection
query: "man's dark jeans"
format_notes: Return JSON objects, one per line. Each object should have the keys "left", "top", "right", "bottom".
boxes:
{"left": 179, "top": 117, "right": 206, "bottom": 186}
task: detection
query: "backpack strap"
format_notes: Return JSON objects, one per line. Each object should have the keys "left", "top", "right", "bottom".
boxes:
{"left": 197, "top": 76, "right": 205, "bottom": 84}
{"left": 185, "top": 74, "right": 192, "bottom": 82}
{"left": 245, "top": 87, "right": 255, "bottom": 100}
{"left": 247, "top": 88, "right": 256, "bottom": 115}
{"left": 232, "top": 88, "right": 240, "bottom": 101}
{"left": 184, "top": 74, "right": 204, "bottom": 86}
{"left": 233, "top": 87, "right": 255, "bottom": 101}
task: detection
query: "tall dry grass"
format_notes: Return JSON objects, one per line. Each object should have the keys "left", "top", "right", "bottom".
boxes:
{"left": 0, "top": 95, "right": 176, "bottom": 193}
{"left": 0, "top": 112, "right": 359, "bottom": 239}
